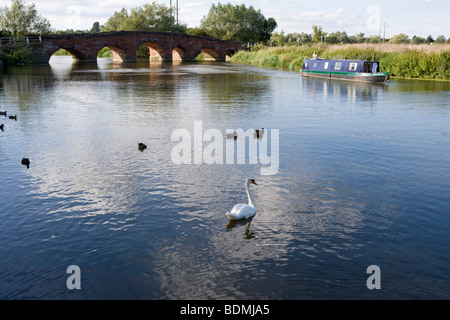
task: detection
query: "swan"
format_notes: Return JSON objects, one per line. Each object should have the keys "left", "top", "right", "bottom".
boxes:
{"left": 226, "top": 178, "right": 258, "bottom": 220}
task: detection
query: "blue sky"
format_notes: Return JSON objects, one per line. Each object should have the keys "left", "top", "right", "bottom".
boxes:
{"left": 1, "top": 0, "right": 449, "bottom": 38}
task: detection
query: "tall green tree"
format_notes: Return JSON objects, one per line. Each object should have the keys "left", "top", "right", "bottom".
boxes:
{"left": 90, "top": 22, "right": 100, "bottom": 33}
{"left": 0, "top": 0, "right": 51, "bottom": 37}
{"left": 312, "top": 25, "right": 327, "bottom": 43}
{"left": 200, "top": 3, "right": 277, "bottom": 42}
{"left": 101, "top": 8, "right": 129, "bottom": 31}
{"left": 101, "top": 2, "right": 186, "bottom": 33}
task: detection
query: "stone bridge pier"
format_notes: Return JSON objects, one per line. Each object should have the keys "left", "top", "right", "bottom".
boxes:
{"left": 32, "top": 31, "right": 244, "bottom": 63}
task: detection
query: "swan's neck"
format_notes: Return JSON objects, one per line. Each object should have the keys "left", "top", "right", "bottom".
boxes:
{"left": 246, "top": 183, "right": 256, "bottom": 208}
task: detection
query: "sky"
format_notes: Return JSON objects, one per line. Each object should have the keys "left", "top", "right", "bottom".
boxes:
{"left": 1, "top": 0, "right": 449, "bottom": 38}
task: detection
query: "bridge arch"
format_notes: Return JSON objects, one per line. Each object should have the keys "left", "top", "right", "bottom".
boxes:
{"left": 49, "top": 47, "right": 86, "bottom": 62}
{"left": 140, "top": 41, "right": 165, "bottom": 61}
{"left": 100, "top": 45, "right": 127, "bottom": 62}
{"left": 200, "top": 48, "right": 220, "bottom": 61}
{"left": 172, "top": 46, "right": 187, "bottom": 61}
{"left": 225, "top": 49, "right": 237, "bottom": 61}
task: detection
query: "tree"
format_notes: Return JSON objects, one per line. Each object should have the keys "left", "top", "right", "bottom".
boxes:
{"left": 326, "top": 31, "right": 361, "bottom": 44}
{"left": 270, "top": 31, "right": 286, "bottom": 46}
{"left": 90, "top": 22, "right": 100, "bottom": 33}
{"left": 434, "top": 35, "right": 446, "bottom": 43}
{"left": 412, "top": 35, "right": 426, "bottom": 44}
{"left": 101, "top": 2, "right": 186, "bottom": 33}
{"left": 366, "top": 35, "right": 381, "bottom": 43}
{"left": 0, "top": 0, "right": 51, "bottom": 37}
{"left": 101, "top": 8, "right": 129, "bottom": 31}
{"left": 200, "top": 3, "right": 277, "bottom": 42}
{"left": 298, "top": 32, "right": 312, "bottom": 43}
{"left": 389, "top": 33, "right": 410, "bottom": 44}
{"left": 326, "top": 32, "right": 338, "bottom": 44}
{"left": 186, "top": 27, "right": 211, "bottom": 37}
{"left": 312, "top": 25, "right": 327, "bottom": 43}
{"left": 355, "top": 33, "right": 366, "bottom": 43}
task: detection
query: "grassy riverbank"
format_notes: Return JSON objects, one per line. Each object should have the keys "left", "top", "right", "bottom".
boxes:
{"left": 231, "top": 43, "right": 450, "bottom": 80}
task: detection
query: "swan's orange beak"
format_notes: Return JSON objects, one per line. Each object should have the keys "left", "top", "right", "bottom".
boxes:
{"left": 252, "top": 181, "right": 258, "bottom": 185}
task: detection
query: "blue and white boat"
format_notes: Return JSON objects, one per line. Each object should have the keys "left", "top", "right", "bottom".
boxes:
{"left": 300, "top": 55, "right": 389, "bottom": 83}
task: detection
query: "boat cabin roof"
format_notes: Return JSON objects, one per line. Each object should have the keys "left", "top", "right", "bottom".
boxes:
{"left": 302, "top": 58, "right": 377, "bottom": 73}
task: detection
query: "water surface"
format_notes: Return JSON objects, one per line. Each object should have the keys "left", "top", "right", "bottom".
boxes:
{"left": 1, "top": 56, "right": 449, "bottom": 299}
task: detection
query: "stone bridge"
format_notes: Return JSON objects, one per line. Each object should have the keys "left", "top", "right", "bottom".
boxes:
{"left": 23, "top": 31, "right": 244, "bottom": 63}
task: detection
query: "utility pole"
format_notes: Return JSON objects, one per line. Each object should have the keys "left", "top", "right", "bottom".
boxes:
{"left": 176, "top": 0, "right": 179, "bottom": 25}
{"left": 170, "top": 0, "right": 178, "bottom": 25}
{"left": 379, "top": 22, "right": 387, "bottom": 43}
{"left": 379, "top": 22, "right": 382, "bottom": 43}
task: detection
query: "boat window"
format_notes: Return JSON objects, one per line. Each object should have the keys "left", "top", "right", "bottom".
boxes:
{"left": 349, "top": 63, "right": 358, "bottom": 71}
{"left": 334, "top": 62, "right": 341, "bottom": 70}
{"left": 305, "top": 62, "right": 308, "bottom": 68}
{"left": 324, "top": 62, "right": 329, "bottom": 69}
{"left": 313, "top": 63, "right": 317, "bottom": 68}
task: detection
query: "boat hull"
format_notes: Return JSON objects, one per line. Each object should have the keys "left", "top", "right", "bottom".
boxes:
{"left": 300, "top": 70, "right": 388, "bottom": 83}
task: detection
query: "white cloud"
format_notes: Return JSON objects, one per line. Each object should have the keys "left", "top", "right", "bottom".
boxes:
{"left": 295, "top": 8, "right": 355, "bottom": 24}
{"left": 268, "top": 7, "right": 359, "bottom": 33}
{"left": 0, "top": 0, "right": 447, "bottom": 37}
{"left": 177, "top": 1, "right": 211, "bottom": 27}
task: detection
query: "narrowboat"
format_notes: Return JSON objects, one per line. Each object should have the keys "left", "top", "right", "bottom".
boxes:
{"left": 300, "top": 55, "right": 388, "bottom": 83}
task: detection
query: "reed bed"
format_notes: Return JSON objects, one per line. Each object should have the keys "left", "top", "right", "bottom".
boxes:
{"left": 334, "top": 43, "right": 450, "bottom": 54}
{"left": 231, "top": 43, "right": 450, "bottom": 80}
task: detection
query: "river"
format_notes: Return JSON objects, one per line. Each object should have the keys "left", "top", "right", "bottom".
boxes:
{"left": 1, "top": 56, "right": 449, "bottom": 299}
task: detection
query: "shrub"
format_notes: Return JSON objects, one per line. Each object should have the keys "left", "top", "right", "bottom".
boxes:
{"left": 98, "top": 47, "right": 112, "bottom": 58}
{"left": 7, "top": 47, "right": 34, "bottom": 65}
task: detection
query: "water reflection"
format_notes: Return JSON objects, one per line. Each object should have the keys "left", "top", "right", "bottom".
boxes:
{"left": 389, "top": 78, "right": 450, "bottom": 92}
{"left": 45, "top": 57, "right": 274, "bottom": 129}
{"left": 1, "top": 64, "right": 56, "bottom": 108}
{"left": 225, "top": 216, "right": 255, "bottom": 237}
{"left": 300, "top": 76, "right": 388, "bottom": 104}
